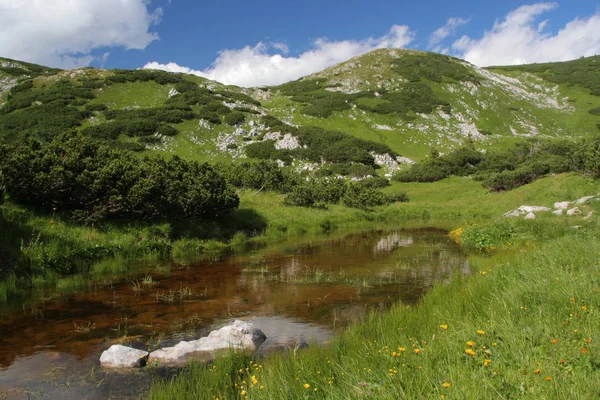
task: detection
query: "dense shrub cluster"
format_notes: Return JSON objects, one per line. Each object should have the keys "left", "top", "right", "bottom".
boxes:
{"left": 106, "top": 70, "right": 183, "bottom": 85}
{"left": 283, "top": 178, "right": 406, "bottom": 210}
{"left": 395, "top": 137, "right": 600, "bottom": 191}
{"left": 246, "top": 122, "right": 395, "bottom": 168}
{"left": 0, "top": 134, "right": 239, "bottom": 222}
{"left": 224, "top": 111, "right": 246, "bottom": 126}
{"left": 390, "top": 53, "right": 481, "bottom": 84}
{"left": 0, "top": 57, "right": 61, "bottom": 77}
{"left": 358, "top": 83, "right": 449, "bottom": 116}
{"left": 216, "top": 160, "right": 299, "bottom": 192}
{"left": 0, "top": 79, "right": 96, "bottom": 142}
{"left": 493, "top": 55, "right": 600, "bottom": 96}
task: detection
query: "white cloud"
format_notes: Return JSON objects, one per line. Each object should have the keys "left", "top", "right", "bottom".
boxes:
{"left": 143, "top": 25, "right": 414, "bottom": 87}
{"left": 452, "top": 2, "right": 600, "bottom": 66}
{"left": 0, "top": 0, "right": 162, "bottom": 68}
{"left": 429, "top": 17, "right": 470, "bottom": 48}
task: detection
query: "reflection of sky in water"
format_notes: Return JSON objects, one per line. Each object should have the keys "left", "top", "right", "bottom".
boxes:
{"left": 0, "top": 230, "right": 467, "bottom": 399}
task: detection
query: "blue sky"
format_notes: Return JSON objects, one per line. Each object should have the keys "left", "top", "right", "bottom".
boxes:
{"left": 0, "top": 1, "right": 599, "bottom": 86}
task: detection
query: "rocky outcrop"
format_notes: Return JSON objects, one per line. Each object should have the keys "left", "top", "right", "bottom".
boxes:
{"left": 100, "top": 345, "right": 148, "bottom": 368}
{"left": 148, "top": 320, "right": 266, "bottom": 367}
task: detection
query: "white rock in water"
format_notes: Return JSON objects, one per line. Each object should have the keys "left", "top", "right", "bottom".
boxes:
{"left": 575, "top": 196, "right": 595, "bottom": 205}
{"left": 100, "top": 345, "right": 148, "bottom": 368}
{"left": 149, "top": 320, "right": 266, "bottom": 367}
{"left": 518, "top": 205, "right": 551, "bottom": 213}
{"left": 552, "top": 209, "right": 564, "bottom": 216}
{"left": 553, "top": 201, "right": 570, "bottom": 210}
{"left": 524, "top": 212, "right": 536, "bottom": 220}
{"left": 567, "top": 207, "right": 582, "bottom": 216}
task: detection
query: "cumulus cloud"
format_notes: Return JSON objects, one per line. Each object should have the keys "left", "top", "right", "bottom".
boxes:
{"left": 144, "top": 25, "right": 414, "bottom": 87}
{"left": 429, "top": 17, "right": 470, "bottom": 49}
{"left": 0, "top": 0, "right": 162, "bottom": 68}
{"left": 452, "top": 2, "right": 600, "bottom": 66}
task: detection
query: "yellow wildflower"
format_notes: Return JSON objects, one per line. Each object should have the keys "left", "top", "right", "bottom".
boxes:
{"left": 303, "top": 383, "right": 310, "bottom": 389}
{"left": 442, "top": 382, "right": 451, "bottom": 388}
{"left": 398, "top": 347, "right": 406, "bottom": 352}
{"left": 477, "top": 330, "right": 486, "bottom": 336}
{"left": 414, "top": 348, "right": 421, "bottom": 354}
{"left": 440, "top": 324, "right": 448, "bottom": 330}
{"left": 466, "top": 341, "right": 476, "bottom": 347}
{"left": 483, "top": 359, "right": 492, "bottom": 367}
{"left": 465, "top": 349, "right": 476, "bottom": 356}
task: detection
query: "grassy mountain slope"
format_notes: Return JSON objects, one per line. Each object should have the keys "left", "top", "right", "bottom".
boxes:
{"left": 1, "top": 50, "right": 599, "bottom": 172}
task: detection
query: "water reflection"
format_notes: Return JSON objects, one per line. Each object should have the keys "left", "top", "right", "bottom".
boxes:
{"left": 0, "top": 229, "right": 467, "bottom": 399}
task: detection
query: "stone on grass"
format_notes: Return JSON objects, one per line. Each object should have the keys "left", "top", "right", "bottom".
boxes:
{"left": 518, "top": 205, "right": 551, "bottom": 213}
{"left": 567, "top": 207, "right": 582, "bottom": 216}
{"left": 552, "top": 209, "right": 564, "bottom": 216}
{"left": 149, "top": 320, "right": 266, "bottom": 367}
{"left": 100, "top": 345, "right": 148, "bottom": 368}
{"left": 575, "top": 196, "right": 595, "bottom": 205}
{"left": 553, "top": 201, "right": 570, "bottom": 210}
{"left": 503, "top": 210, "right": 521, "bottom": 218}
{"left": 524, "top": 212, "right": 536, "bottom": 220}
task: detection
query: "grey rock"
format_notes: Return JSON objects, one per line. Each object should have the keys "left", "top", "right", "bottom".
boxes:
{"left": 524, "top": 212, "right": 536, "bottom": 220}
{"left": 518, "top": 205, "right": 551, "bottom": 213}
{"left": 100, "top": 345, "right": 148, "bottom": 368}
{"left": 553, "top": 201, "right": 570, "bottom": 210}
{"left": 503, "top": 210, "right": 521, "bottom": 218}
{"left": 567, "top": 207, "right": 582, "bottom": 216}
{"left": 149, "top": 320, "right": 266, "bottom": 367}
{"left": 552, "top": 209, "right": 564, "bottom": 216}
{"left": 575, "top": 196, "right": 595, "bottom": 205}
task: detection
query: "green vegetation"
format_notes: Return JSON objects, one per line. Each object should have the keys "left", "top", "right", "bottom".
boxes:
{"left": 148, "top": 173, "right": 600, "bottom": 399}
{"left": 0, "top": 133, "right": 239, "bottom": 222}
{"left": 395, "top": 137, "right": 600, "bottom": 191}
{"left": 390, "top": 52, "right": 481, "bottom": 84}
{"left": 491, "top": 55, "right": 600, "bottom": 96}
{"left": 0, "top": 57, "right": 61, "bottom": 77}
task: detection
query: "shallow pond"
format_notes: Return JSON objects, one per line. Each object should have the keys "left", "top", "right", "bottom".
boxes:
{"left": 0, "top": 229, "right": 468, "bottom": 399}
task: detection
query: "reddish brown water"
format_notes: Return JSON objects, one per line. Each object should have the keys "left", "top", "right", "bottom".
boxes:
{"left": 0, "top": 230, "right": 468, "bottom": 399}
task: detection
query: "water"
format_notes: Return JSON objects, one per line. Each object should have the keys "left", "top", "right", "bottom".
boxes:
{"left": 0, "top": 230, "right": 468, "bottom": 399}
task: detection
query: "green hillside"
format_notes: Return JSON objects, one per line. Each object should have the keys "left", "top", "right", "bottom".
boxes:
{"left": 2, "top": 50, "right": 599, "bottom": 174}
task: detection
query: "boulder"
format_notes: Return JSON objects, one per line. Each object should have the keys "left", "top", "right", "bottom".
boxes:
{"left": 575, "top": 196, "right": 595, "bottom": 205}
{"left": 553, "top": 201, "right": 570, "bottom": 210}
{"left": 552, "top": 209, "right": 564, "bottom": 216}
{"left": 100, "top": 345, "right": 148, "bottom": 368}
{"left": 149, "top": 320, "right": 266, "bottom": 367}
{"left": 524, "top": 212, "right": 536, "bottom": 220}
{"left": 518, "top": 205, "right": 551, "bottom": 213}
{"left": 567, "top": 207, "right": 582, "bottom": 216}
{"left": 503, "top": 210, "right": 521, "bottom": 218}
{"left": 584, "top": 211, "right": 594, "bottom": 220}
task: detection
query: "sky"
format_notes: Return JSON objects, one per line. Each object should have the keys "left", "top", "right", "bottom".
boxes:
{"left": 0, "top": 1, "right": 599, "bottom": 87}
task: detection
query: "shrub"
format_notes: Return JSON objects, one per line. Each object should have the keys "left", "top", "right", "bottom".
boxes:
{"left": 341, "top": 184, "right": 395, "bottom": 209}
{"left": 224, "top": 111, "right": 246, "bottom": 126}
{"left": 0, "top": 133, "right": 239, "bottom": 222}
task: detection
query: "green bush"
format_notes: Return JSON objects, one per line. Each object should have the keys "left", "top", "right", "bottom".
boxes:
{"left": 224, "top": 111, "right": 246, "bottom": 126}
{"left": 0, "top": 133, "right": 239, "bottom": 222}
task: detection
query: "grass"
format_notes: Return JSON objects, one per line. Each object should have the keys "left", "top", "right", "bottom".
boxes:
{"left": 148, "top": 210, "right": 600, "bottom": 399}
{"left": 145, "top": 172, "right": 600, "bottom": 399}
{"left": 1, "top": 172, "right": 597, "bottom": 303}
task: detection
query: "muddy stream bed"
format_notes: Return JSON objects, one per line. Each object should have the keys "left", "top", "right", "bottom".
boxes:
{"left": 0, "top": 230, "right": 468, "bottom": 399}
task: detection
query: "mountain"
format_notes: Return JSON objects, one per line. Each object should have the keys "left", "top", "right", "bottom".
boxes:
{"left": 1, "top": 49, "right": 599, "bottom": 175}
